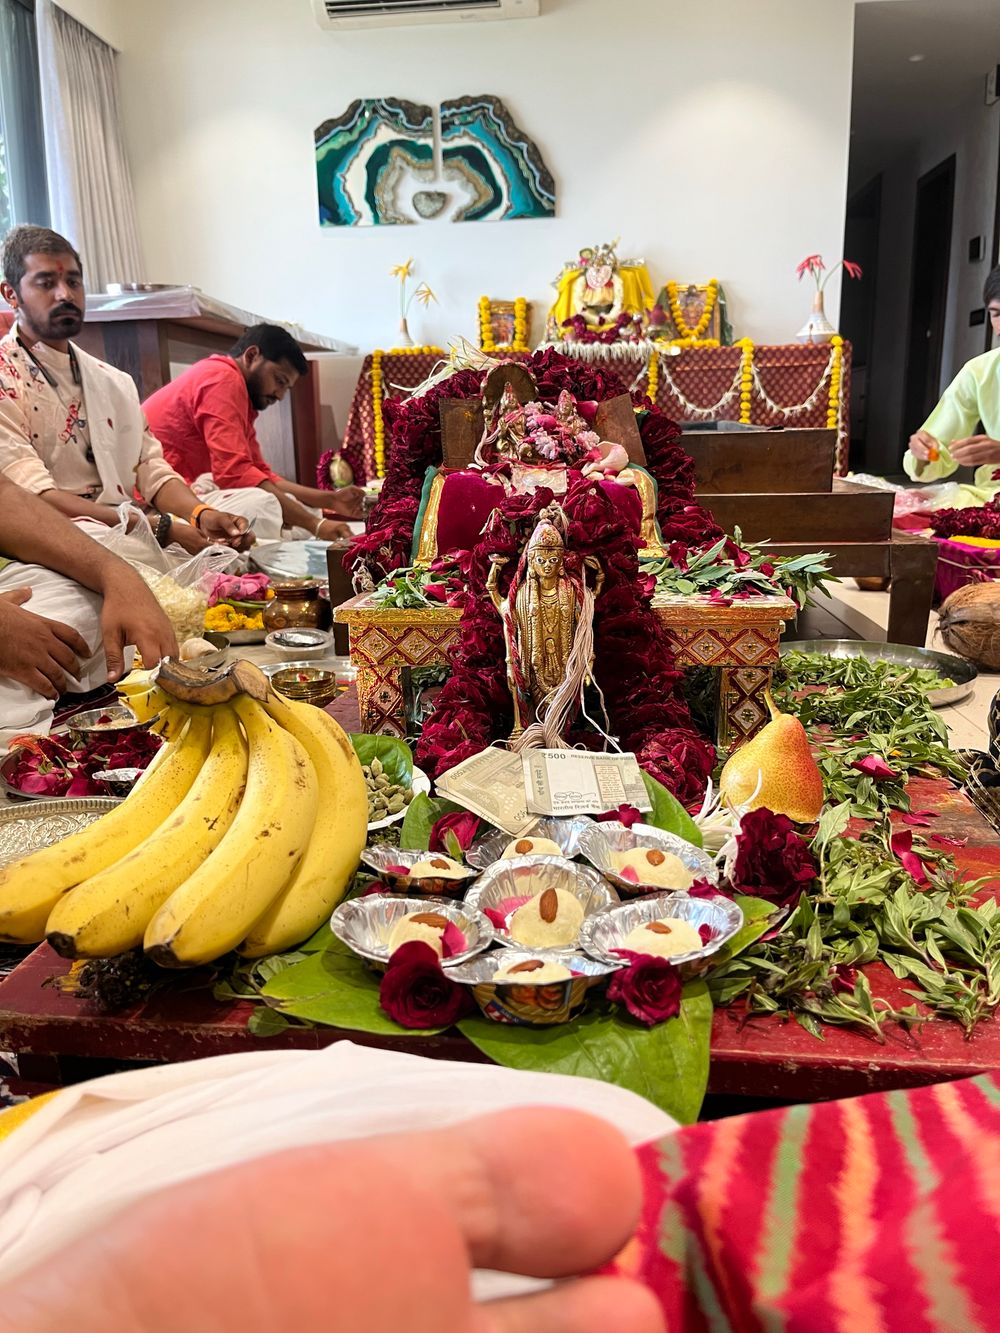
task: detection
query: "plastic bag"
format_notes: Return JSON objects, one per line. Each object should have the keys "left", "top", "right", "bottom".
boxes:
{"left": 101, "top": 505, "right": 242, "bottom": 639}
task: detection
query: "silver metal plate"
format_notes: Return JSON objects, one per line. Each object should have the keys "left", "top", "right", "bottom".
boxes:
{"left": 577, "top": 822, "right": 719, "bottom": 894}
{"left": 779, "top": 639, "right": 977, "bottom": 707}
{"left": 466, "top": 816, "right": 596, "bottom": 871}
{"left": 465, "top": 856, "right": 617, "bottom": 952}
{"left": 580, "top": 891, "right": 744, "bottom": 971}
{"left": 0, "top": 798, "right": 118, "bottom": 867}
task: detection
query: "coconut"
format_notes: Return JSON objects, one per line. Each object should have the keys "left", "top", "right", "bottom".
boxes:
{"left": 938, "top": 583, "right": 1000, "bottom": 668}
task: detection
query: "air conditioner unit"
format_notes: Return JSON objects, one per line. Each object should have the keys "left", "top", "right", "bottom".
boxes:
{"left": 312, "top": 0, "right": 539, "bottom": 29}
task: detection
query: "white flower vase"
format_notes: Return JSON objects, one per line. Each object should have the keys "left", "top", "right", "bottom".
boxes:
{"left": 796, "top": 290, "right": 836, "bottom": 344}
{"left": 397, "top": 316, "right": 414, "bottom": 348}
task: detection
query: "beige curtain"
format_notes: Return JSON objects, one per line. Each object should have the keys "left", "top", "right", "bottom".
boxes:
{"left": 35, "top": 0, "right": 143, "bottom": 290}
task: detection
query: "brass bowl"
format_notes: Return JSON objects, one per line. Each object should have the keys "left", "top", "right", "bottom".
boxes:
{"left": 270, "top": 664, "right": 339, "bottom": 707}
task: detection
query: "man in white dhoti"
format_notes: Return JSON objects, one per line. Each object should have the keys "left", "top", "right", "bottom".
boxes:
{"left": 0, "top": 475, "right": 176, "bottom": 741}
{"left": 0, "top": 226, "right": 254, "bottom": 566}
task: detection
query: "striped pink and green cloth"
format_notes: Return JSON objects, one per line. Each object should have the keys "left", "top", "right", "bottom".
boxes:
{"left": 608, "top": 1073, "right": 1000, "bottom": 1331}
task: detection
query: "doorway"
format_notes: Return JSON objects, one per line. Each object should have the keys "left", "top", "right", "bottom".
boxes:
{"left": 841, "top": 174, "right": 882, "bottom": 468}
{"left": 901, "top": 154, "right": 955, "bottom": 437}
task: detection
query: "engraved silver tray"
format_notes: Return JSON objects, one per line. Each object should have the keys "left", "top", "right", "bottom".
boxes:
{"left": 0, "top": 798, "right": 118, "bottom": 867}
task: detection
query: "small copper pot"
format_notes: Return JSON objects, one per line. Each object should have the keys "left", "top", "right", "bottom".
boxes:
{"left": 262, "top": 579, "right": 331, "bottom": 632}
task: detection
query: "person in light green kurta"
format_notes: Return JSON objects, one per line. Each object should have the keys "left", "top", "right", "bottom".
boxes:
{"left": 903, "top": 265, "right": 1000, "bottom": 502}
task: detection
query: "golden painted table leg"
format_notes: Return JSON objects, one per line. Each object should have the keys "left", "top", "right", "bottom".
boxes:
{"left": 718, "top": 666, "right": 773, "bottom": 750}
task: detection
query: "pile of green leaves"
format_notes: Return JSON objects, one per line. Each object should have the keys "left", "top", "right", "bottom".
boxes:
{"left": 643, "top": 530, "right": 833, "bottom": 610}
{"left": 369, "top": 565, "right": 452, "bottom": 610}
{"left": 774, "top": 653, "right": 966, "bottom": 818}
{"left": 708, "top": 804, "right": 999, "bottom": 1038}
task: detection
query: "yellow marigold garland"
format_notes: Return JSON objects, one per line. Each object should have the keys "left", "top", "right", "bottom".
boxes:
{"left": 666, "top": 279, "right": 719, "bottom": 341}
{"left": 827, "top": 334, "right": 844, "bottom": 430}
{"left": 737, "top": 337, "right": 755, "bottom": 425}
{"left": 371, "top": 345, "right": 445, "bottom": 478}
{"left": 478, "top": 296, "right": 530, "bottom": 353}
{"left": 646, "top": 349, "right": 659, "bottom": 404}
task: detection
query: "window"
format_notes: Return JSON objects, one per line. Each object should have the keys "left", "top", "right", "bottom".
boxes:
{"left": 0, "top": 0, "right": 49, "bottom": 231}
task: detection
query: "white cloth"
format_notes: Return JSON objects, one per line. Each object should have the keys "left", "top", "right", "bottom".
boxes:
{"left": 0, "top": 1042, "right": 675, "bottom": 1292}
{"left": 0, "top": 517, "right": 142, "bottom": 744}
{"left": 0, "top": 329, "right": 179, "bottom": 505}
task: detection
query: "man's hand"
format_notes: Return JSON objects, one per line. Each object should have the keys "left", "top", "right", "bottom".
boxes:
{"left": 167, "top": 519, "right": 210, "bottom": 557}
{"left": 198, "top": 508, "right": 255, "bottom": 552}
{"left": 324, "top": 485, "right": 365, "bottom": 519}
{"left": 908, "top": 429, "right": 941, "bottom": 461}
{"left": 99, "top": 570, "right": 179, "bottom": 680}
{"left": 0, "top": 588, "right": 90, "bottom": 699}
{"left": 316, "top": 517, "right": 353, "bottom": 542}
{"left": 2, "top": 1109, "right": 664, "bottom": 1333}
{"left": 949, "top": 435, "right": 1000, "bottom": 467}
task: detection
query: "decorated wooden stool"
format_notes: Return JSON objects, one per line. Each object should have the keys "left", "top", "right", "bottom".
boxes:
{"left": 335, "top": 591, "right": 794, "bottom": 748}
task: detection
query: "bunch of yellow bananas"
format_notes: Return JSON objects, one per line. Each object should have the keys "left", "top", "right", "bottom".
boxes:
{"left": 0, "top": 660, "right": 367, "bottom": 966}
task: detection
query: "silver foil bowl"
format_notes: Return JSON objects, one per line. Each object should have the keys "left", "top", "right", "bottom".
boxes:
{"left": 447, "top": 949, "right": 620, "bottom": 1026}
{"left": 330, "top": 893, "right": 493, "bottom": 967}
{"left": 464, "top": 856, "right": 617, "bottom": 951}
{"left": 577, "top": 821, "right": 718, "bottom": 896}
{"left": 466, "top": 816, "right": 596, "bottom": 871}
{"left": 359, "top": 845, "right": 477, "bottom": 898}
{"left": 580, "top": 891, "right": 744, "bottom": 977}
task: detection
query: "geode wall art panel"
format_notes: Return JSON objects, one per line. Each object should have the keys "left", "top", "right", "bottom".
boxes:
{"left": 315, "top": 98, "right": 434, "bottom": 226}
{"left": 440, "top": 95, "right": 555, "bottom": 222}
{"left": 315, "top": 95, "right": 555, "bottom": 226}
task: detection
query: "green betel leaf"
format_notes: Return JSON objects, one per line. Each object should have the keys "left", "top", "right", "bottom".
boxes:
{"left": 350, "top": 734, "right": 414, "bottom": 787}
{"left": 260, "top": 937, "right": 446, "bottom": 1036}
{"left": 400, "top": 792, "right": 466, "bottom": 851}
{"left": 641, "top": 773, "right": 703, "bottom": 848}
{"left": 716, "top": 896, "right": 775, "bottom": 960}
{"left": 458, "top": 981, "right": 713, "bottom": 1124}
{"left": 247, "top": 1007, "right": 292, "bottom": 1037}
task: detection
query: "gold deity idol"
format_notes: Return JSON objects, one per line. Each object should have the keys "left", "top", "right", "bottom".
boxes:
{"left": 487, "top": 506, "right": 603, "bottom": 747}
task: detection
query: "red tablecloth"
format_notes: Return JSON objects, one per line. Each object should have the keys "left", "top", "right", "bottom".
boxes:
{"left": 342, "top": 351, "right": 442, "bottom": 485}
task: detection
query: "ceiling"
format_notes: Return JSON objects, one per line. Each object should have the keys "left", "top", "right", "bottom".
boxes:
{"left": 850, "top": 0, "right": 1000, "bottom": 187}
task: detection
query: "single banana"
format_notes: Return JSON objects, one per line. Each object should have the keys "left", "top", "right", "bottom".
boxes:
{"left": 144, "top": 694, "right": 319, "bottom": 967}
{"left": 239, "top": 692, "right": 367, "bottom": 957}
{"left": 119, "top": 684, "right": 171, "bottom": 726}
{"left": 149, "top": 704, "right": 190, "bottom": 743}
{"left": 47, "top": 708, "right": 248, "bottom": 959}
{"left": 0, "top": 715, "right": 210, "bottom": 943}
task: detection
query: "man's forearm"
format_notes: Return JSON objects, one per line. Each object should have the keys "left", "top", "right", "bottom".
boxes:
{"left": 39, "top": 489, "right": 121, "bottom": 526}
{"left": 149, "top": 478, "right": 201, "bottom": 522}
{"left": 276, "top": 476, "right": 344, "bottom": 510}
{"left": 0, "top": 480, "right": 140, "bottom": 596}
{"left": 259, "top": 479, "right": 319, "bottom": 534}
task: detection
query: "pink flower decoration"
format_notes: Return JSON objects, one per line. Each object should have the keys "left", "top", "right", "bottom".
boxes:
{"left": 901, "top": 811, "right": 934, "bottom": 827}
{"left": 851, "top": 756, "right": 898, "bottom": 780}
{"left": 596, "top": 804, "right": 644, "bottom": 829}
{"left": 890, "top": 829, "right": 929, "bottom": 886}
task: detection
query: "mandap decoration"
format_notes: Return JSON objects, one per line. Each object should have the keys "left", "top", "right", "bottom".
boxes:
{"left": 316, "top": 94, "right": 554, "bottom": 226}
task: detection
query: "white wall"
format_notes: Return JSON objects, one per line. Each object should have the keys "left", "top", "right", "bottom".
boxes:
{"left": 104, "top": 0, "right": 855, "bottom": 354}
{"left": 863, "top": 87, "right": 1000, "bottom": 474}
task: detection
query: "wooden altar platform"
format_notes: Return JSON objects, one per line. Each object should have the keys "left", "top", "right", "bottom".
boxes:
{"left": 335, "top": 591, "right": 796, "bottom": 748}
{"left": 2, "top": 768, "right": 996, "bottom": 1103}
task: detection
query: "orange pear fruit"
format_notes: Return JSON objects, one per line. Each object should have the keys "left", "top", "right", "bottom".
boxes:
{"left": 718, "top": 690, "right": 824, "bottom": 824}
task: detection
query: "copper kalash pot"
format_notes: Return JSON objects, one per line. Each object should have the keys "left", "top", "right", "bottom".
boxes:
{"left": 262, "top": 579, "right": 331, "bottom": 632}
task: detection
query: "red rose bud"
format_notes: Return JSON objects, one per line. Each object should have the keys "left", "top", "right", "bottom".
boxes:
{"left": 378, "top": 941, "right": 473, "bottom": 1030}
{"left": 607, "top": 954, "right": 682, "bottom": 1026}
{"left": 428, "top": 810, "right": 481, "bottom": 854}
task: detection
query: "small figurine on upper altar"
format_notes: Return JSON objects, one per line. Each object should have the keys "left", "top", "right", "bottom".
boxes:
{"left": 545, "top": 240, "right": 656, "bottom": 343}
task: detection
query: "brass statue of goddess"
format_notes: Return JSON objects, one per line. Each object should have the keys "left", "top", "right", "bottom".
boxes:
{"left": 487, "top": 505, "right": 603, "bottom": 747}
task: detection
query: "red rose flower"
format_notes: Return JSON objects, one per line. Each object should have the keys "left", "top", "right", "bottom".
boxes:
{"left": 378, "top": 942, "right": 473, "bottom": 1030}
{"left": 607, "top": 953, "right": 683, "bottom": 1026}
{"left": 730, "top": 808, "right": 818, "bottom": 907}
{"left": 597, "top": 804, "right": 644, "bottom": 829}
{"left": 637, "top": 729, "right": 716, "bottom": 812}
{"left": 429, "top": 810, "right": 482, "bottom": 853}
